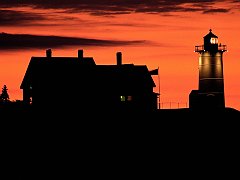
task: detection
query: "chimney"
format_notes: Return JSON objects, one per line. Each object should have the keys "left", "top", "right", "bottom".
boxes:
{"left": 78, "top": 49, "right": 83, "bottom": 59}
{"left": 116, "top": 52, "right": 122, "bottom": 65}
{"left": 46, "top": 49, "right": 52, "bottom": 58}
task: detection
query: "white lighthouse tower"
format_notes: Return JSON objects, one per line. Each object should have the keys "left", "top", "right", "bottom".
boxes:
{"left": 189, "top": 29, "right": 227, "bottom": 109}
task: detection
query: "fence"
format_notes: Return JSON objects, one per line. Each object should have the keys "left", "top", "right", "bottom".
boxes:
{"left": 158, "top": 102, "right": 188, "bottom": 109}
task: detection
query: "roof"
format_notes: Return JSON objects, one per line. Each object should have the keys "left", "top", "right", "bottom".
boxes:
{"left": 204, "top": 29, "right": 218, "bottom": 38}
{"left": 96, "top": 64, "right": 156, "bottom": 88}
{"left": 20, "top": 56, "right": 95, "bottom": 89}
{"left": 20, "top": 57, "right": 156, "bottom": 89}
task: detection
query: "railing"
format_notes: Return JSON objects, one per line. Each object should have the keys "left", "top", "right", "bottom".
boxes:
{"left": 195, "top": 45, "right": 204, "bottom": 52}
{"left": 218, "top": 44, "right": 227, "bottom": 51}
{"left": 158, "top": 102, "right": 188, "bottom": 109}
{"left": 195, "top": 44, "right": 227, "bottom": 52}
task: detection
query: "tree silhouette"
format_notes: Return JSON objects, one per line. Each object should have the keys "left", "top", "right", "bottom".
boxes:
{"left": 0, "top": 85, "right": 10, "bottom": 102}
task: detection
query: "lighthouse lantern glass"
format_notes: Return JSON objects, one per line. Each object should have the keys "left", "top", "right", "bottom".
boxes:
{"left": 210, "top": 38, "right": 218, "bottom": 44}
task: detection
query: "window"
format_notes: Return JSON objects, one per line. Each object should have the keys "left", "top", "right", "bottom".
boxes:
{"left": 210, "top": 38, "right": 218, "bottom": 44}
{"left": 127, "top": 96, "right": 132, "bottom": 101}
{"left": 120, "top": 95, "right": 132, "bottom": 102}
{"left": 120, "top": 96, "right": 126, "bottom": 101}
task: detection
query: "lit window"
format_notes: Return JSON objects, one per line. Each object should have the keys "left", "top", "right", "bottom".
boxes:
{"left": 120, "top": 96, "right": 126, "bottom": 101}
{"left": 210, "top": 38, "right": 218, "bottom": 44}
{"left": 127, "top": 96, "right": 132, "bottom": 101}
{"left": 120, "top": 96, "right": 132, "bottom": 101}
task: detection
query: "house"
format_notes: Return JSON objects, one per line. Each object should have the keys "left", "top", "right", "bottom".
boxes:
{"left": 20, "top": 49, "right": 158, "bottom": 113}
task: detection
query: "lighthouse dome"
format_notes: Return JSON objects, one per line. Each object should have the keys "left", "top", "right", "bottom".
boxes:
{"left": 204, "top": 29, "right": 218, "bottom": 38}
{"left": 204, "top": 29, "right": 218, "bottom": 51}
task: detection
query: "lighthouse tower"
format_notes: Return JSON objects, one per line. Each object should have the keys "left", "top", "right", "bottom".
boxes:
{"left": 189, "top": 29, "right": 227, "bottom": 109}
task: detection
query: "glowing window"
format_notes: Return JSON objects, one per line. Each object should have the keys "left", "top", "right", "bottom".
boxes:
{"left": 127, "top": 96, "right": 132, "bottom": 101}
{"left": 210, "top": 38, "right": 218, "bottom": 44}
{"left": 120, "top": 96, "right": 132, "bottom": 101}
{"left": 120, "top": 96, "right": 126, "bottom": 101}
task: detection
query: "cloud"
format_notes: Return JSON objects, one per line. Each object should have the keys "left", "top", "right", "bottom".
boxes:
{"left": 0, "top": 32, "right": 148, "bottom": 50}
{"left": 0, "top": 0, "right": 234, "bottom": 15}
{"left": 203, "top": 8, "right": 230, "bottom": 13}
{"left": 0, "top": 1, "right": 234, "bottom": 27}
{"left": 0, "top": 9, "right": 46, "bottom": 26}
{"left": 0, "top": 9, "right": 82, "bottom": 27}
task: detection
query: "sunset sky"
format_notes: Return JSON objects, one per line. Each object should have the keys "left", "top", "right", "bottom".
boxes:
{"left": 0, "top": 0, "right": 239, "bottom": 110}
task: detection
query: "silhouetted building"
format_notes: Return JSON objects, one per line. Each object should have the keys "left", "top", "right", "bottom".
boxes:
{"left": 20, "top": 49, "right": 158, "bottom": 112}
{"left": 189, "top": 29, "right": 227, "bottom": 109}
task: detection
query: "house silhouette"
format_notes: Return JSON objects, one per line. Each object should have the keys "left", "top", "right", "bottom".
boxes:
{"left": 20, "top": 49, "right": 158, "bottom": 113}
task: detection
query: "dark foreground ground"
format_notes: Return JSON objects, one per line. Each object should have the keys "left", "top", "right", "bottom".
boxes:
{"left": 1, "top": 105, "right": 240, "bottom": 179}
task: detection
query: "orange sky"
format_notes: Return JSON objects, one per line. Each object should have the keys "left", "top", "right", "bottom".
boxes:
{"left": 0, "top": 1, "right": 239, "bottom": 110}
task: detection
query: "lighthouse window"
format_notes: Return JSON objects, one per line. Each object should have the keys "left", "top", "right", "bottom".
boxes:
{"left": 210, "top": 38, "right": 218, "bottom": 44}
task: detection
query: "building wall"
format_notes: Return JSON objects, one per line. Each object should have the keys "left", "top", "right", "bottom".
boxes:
{"left": 29, "top": 75, "right": 157, "bottom": 112}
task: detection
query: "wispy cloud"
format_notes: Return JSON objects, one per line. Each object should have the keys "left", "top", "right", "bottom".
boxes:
{"left": 0, "top": 32, "right": 148, "bottom": 50}
{"left": 0, "top": 0, "right": 235, "bottom": 15}
{"left": 203, "top": 8, "right": 230, "bottom": 13}
{"left": 0, "top": 9, "right": 46, "bottom": 26}
{"left": 0, "top": 1, "right": 236, "bottom": 27}
{"left": 0, "top": 9, "right": 83, "bottom": 27}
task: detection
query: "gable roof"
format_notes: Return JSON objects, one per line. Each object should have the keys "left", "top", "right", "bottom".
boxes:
{"left": 96, "top": 64, "right": 156, "bottom": 88}
{"left": 20, "top": 56, "right": 156, "bottom": 90}
{"left": 20, "top": 56, "right": 95, "bottom": 89}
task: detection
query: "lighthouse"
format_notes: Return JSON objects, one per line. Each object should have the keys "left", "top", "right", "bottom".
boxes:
{"left": 189, "top": 29, "right": 227, "bottom": 109}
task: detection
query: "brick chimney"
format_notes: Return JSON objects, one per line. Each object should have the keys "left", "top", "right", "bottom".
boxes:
{"left": 46, "top": 49, "right": 52, "bottom": 58}
{"left": 116, "top": 52, "right": 122, "bottom": 65}
{"left": 78, "top": 49, "right": 83, "bottom": 59}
